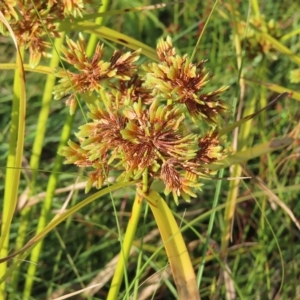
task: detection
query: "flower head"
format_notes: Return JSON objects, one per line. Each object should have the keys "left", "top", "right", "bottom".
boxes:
{"left": 1, "top": 0, "right": 91, "bottom": 66}
{"left": 237, "top": 15, "right": 282, "bottom": 60}
{"left": 142, "top": 36, "right": 229, "bottom": 123}
{"left": 110, "top": 75, "right": 154, "bottom": 106}
{"left": 0, "top": 0, "right": 18, "bottom": 32}
{"left": 53, "top": 34, "right": 140, "bottom": 114}
{"left": 160, "top": 160, "right": 202, "bottom": 204}
{"left": 58, "top": 37, "right": 229, "bottom": 203}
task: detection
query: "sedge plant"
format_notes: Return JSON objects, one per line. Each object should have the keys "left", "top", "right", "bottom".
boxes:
{"left": 53, "top": 34, "right": 229, "bottom": 299}
{"left": 1, "top": 1, "right": 298, "bottom": 299}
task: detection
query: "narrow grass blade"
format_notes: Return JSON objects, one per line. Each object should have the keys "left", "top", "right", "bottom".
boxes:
{"left": 78, "top": 2, "right": 173, "bottom": 21}
{"left": 280, "top": 28, "right": 300, "bottom": 41}
{"left": 207, "top": 137, "right": 294, "bottom": 171}
{"left": 244, "top": 79, "right": 300, "bottom": 101}
{"left": 253, "top": 29, "right": 300, "bottom": 66}
{"left": 0, "top": 12, "right": 26, "bottom": 299}
{"left": 57, "top": 22, "right": 158, "bottom": 61}
{"left": 0, "top": 63, "right": 53, "bottom": 74}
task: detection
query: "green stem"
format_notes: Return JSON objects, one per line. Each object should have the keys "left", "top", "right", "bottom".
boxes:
{"left": 0, "top": 46, "right": 25, "bottom": 300}
{"left": 197, "top": 168, "right": 224, "bottom": 285}
{"left": 23, "top": 112, "right": 75, "bottom": 298}
{"left": 86, "top": 0, "right": 110, "bottom": 55}
{"left": 132, "top": 203, "right": 149, "bottom": 300}
{"left": 251, "top": 0, "right": 260, "bottom": 18}
{"left": 11, "top": 35, "right": 65, "bottom": 294}
{"left": 107, "top": 191, "right": 143, "bottom": 300}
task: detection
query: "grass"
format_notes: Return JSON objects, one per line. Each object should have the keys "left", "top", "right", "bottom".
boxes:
{"left": 0, "top": 0, "right": 300, "bottom": 299}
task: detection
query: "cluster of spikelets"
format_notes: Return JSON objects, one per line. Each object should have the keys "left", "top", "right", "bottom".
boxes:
{"left": 0, "top": 0, "right": 86, "bottom": 66}
{"left": 237, "top": 15, "right": 282, "bottom": 60}
{"left": 54, "top": 34, "right": 229, "bottom": 204}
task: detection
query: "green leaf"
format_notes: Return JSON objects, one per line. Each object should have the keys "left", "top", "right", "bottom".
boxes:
{"left": 206, "top": 137, "right": 294, "bottom": 171}
{"left": 57, "top": 21, "right": 159, "bottom": 62}
{"left": 244, "top": 79, "right": 300, "bottom": 101}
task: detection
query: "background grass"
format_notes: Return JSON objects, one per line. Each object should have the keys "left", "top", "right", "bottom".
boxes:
{"left": 1, "top": 0, "right": 300, "bottom": 299}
